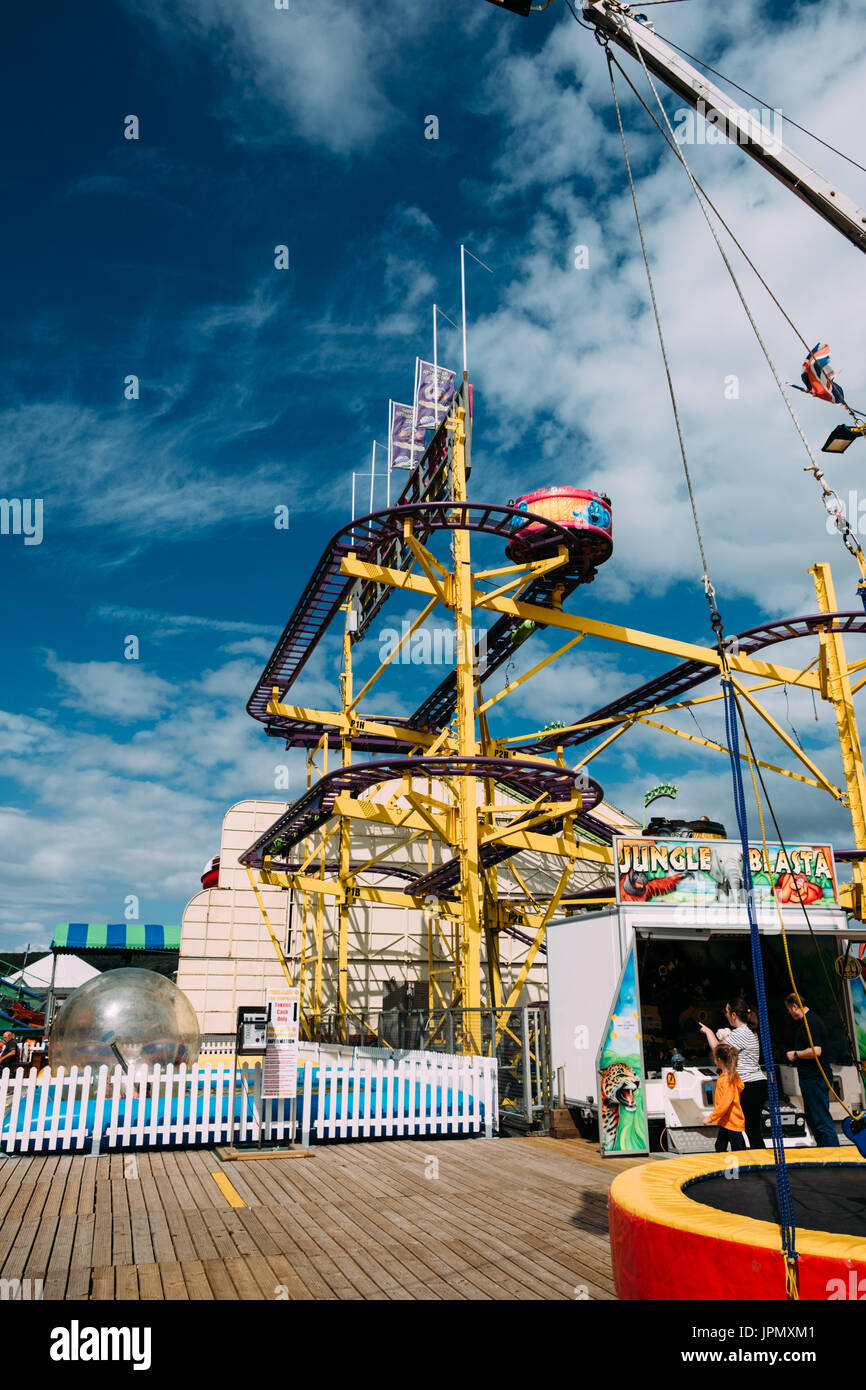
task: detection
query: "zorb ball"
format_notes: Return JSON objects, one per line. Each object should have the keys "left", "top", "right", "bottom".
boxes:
{"left": 49, "top": 968, "right": 200, "bottom": 1074}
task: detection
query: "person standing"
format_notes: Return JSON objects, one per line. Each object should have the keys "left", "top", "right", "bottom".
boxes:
{"left": 784, "top": 993, "right": 839, "bottom": 1147}
{"left": 0, "top": 1032, "right": 19, "bottom": 1072}
{"left": 705, "top": 1043, "right": 746, "bottom": 1152}
{"left": 699, "top": 996, "right": 768, "bottom": 1148}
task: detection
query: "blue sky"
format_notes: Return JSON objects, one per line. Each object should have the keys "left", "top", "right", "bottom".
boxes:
{"left": 2, "top": 0, "right": 866, "bottom": 951}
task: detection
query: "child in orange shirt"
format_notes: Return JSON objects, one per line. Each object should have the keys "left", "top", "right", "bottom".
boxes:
{"left": 706, "top": 1043, "right": 746, "bottom": 1151}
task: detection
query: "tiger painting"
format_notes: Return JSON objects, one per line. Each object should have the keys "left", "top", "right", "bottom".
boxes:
{"left": 600, "top": 1062, "right": 641, "bottom": 1151}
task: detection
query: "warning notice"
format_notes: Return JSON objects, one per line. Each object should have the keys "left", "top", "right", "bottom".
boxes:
{"left": 262, "top": 987, "right": 300, "bottom": 1099}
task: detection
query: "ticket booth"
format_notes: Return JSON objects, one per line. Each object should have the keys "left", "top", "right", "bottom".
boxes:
{"left": 547, "top": 835, "right": 866, "bottom": 1153}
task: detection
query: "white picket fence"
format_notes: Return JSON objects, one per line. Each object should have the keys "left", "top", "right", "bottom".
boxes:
{"left": 0, "top": 1052, "right": 497, "bottom": 1154}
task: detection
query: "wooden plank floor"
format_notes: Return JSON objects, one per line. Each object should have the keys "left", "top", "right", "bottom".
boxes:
{"left": 0, "top": 1136, "right": 633, "bottom": 1300}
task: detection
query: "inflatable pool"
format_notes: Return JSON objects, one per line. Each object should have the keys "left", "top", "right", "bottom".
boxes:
{"left": 1, "top": 1066, "right": 482, "bottom": 1152}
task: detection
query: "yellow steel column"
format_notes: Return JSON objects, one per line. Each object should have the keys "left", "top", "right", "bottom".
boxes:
{"left": 313, "top": 885, "right": 325, "bottom": 1023}
{"left": 299, "top": 889, "right": 310, "bottom": 1037}
{"left": 337, "top": 601, "right": 354, "bottom": 1038}
{"left": 810, "top": 562, "right": 866, "bottom": 916}
{"left": 481, "top": 764, "right": 503, "bottom": 1013}
{"left": 450, "top": 400, "right": 482, "bottom": 1050}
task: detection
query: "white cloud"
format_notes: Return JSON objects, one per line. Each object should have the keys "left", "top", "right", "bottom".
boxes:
{"left": 97, "top": 606, "right": 278, "bottom": 642}
{"left": 123, "top": 0, "right": 424, "bottom": 156}
{"left": 0, "top": 638, "right": 328, "bottom": 947}
{"left": 5, "top": 0, "right": 866, "bottom": 951}
{"left": 220, "top": 637, "right": 276, "bottom": 659}
{"left": 43, "top": 655, "right": 177, "bottom": 724}
{"left": 462, "top": 1, "right": 866, "bottom": 617}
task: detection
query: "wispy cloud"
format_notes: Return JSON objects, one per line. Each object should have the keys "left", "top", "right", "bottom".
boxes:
{"left": 123, "top": 0, "right": 422, "bottom": 156}
{"left": 43, "top": 653, "right": 177, "bottom": 723}
{"left": 96, "top": 606, "right": 279, "bottom": 641}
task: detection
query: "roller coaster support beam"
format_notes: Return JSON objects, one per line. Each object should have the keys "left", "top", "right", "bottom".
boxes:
{"left": 244, "top": 865, "right": 296, "bottom": 990}
{"left": 810, "top": 563, "right": 866, "bottom": 917}
{"left": 729, "top": 677, "right": 845, "bottom": 801}
{"left": 634, "top": 715, "right": 839, "bottom": 796}
{"left": 481, "top": 754, "right": 504, "bottom": 1013}
{"left": 264, "top": 697, "right": 451, "bottom": 751}
{"left": 337, "top": 600, "right": 354, "bottom": 1037}
{"left": 450, "top": 402, "right": 484, "bottom": 1050}
{"left": 339, "top": 555, "right": 823, "bottom": 691}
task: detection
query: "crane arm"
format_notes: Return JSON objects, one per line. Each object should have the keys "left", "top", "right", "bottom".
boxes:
{"left": 583, "top": 0, "right": 866, "bottom": 256}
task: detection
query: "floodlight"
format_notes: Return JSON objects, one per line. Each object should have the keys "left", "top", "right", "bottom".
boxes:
{"left": 483, "top": 0, "right": 533, "bottom": 15}
{"left": 822, "top": 424, "right": 863, "bottom": 454}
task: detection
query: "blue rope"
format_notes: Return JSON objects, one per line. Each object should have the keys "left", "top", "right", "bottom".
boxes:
{"left": 722, "top": 676, "right": 798, "bottom": 1267}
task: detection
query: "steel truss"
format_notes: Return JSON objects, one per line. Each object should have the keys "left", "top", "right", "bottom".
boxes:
{"left": 240, "top": 388, "right": 866, "bottom": 1052}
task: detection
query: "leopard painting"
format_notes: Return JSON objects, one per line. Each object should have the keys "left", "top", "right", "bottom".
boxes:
{"left": 600, "top": 1062, "right": 641, "bottom": 1150}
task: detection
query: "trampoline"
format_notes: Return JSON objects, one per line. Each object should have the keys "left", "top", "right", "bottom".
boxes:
{"left": 609, "top": 1149, "right": 866, "bottom": 1300}
{"left": 688, "top": 1163, "right": 866, "bottom": 1241}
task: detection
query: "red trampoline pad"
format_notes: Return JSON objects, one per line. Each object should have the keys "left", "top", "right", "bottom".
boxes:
{"left": 608, "top": 1148, "right": 866, "bottom": 1301}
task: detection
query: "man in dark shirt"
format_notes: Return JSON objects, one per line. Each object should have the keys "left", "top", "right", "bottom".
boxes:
{"left": 784, "top": 994, "right": 838, "bottom": 1147}
{"left": 0, "top": 1032, "right": 19, "bottom": 1072}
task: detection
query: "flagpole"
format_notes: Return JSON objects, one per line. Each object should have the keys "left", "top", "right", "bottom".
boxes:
{"left": 385, "top": 441, "right": 390, "bottom": 508}
{"left": 369, "top": 440, "right": 376, "bottom": 516}
{"left": 351, "top": 473, "right": 356, "bottom": 542}
{"left": 411, "top": 356, "right": 420, "bottom": 472}
{"left": 460, "top": 245, "right": 468, "bottom": 380}
{"left": 433, "top": 304, "right": 439, "bottom": 428}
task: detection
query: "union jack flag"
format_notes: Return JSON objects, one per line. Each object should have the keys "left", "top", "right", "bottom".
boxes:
{"left": 793, "top": 342, "right": 846, "bottom": 405}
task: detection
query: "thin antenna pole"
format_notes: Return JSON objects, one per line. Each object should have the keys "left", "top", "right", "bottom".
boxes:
{"left": 460, "top": 245, "right": 468, "bottom": 379}
{"left": 433, "top": 304, "right": 439, "bottom": 427}
{"left": 411, "top": 356, "right": 420, "bottom": 472}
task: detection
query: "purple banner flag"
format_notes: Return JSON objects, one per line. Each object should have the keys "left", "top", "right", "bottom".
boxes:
{"left": 390, "top": 402, "right": 428, "bottom": 469}
{"left": 415, "top": 360, "right": 456, "bottom": 429}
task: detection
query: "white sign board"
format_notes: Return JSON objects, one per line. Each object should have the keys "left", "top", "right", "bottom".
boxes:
{"left": 262, "top": 987, "right": 300, "bottom": 1099}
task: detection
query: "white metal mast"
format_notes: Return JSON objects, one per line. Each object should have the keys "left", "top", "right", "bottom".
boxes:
{"left": 582, "top": 0, "right": 866, "bottom": 255}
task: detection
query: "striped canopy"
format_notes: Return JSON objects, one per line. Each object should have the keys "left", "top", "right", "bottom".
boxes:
{"left": 52, "top": 924, "right": 181, "bottom": 952}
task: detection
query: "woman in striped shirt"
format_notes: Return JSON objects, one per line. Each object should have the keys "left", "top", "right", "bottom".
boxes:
{"left": 699, "top": 997, "right": 767, "bottom": 1148}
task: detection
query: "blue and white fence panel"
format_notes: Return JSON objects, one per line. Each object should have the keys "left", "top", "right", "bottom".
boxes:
{"left": 0, "top": 1051, "right": 497, "bottom": 1154}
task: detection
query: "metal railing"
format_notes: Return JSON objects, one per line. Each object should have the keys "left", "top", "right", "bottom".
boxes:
{"left": 199, "top": 1033, "right": 237, "bottom": 1055}
{"left": 305, "top": 1006, "right": 550, "bottom": 1127}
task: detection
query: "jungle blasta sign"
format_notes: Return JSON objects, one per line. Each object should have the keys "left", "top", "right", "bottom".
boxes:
{"left": 614, "top": 837, "right": 838, "bottom": 909}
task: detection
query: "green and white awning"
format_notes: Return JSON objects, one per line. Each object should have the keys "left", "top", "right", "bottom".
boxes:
{"left": 52, "top": 924, "right": 181, "bottom": 952}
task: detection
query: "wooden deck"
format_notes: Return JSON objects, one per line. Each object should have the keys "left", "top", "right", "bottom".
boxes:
{"left": 0, "top": 1136, "right": 640, "bottom": 1300}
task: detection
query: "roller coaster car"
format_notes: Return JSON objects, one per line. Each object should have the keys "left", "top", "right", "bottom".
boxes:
{"left": 505, "top": 487, "right": 613, "bottom": 570}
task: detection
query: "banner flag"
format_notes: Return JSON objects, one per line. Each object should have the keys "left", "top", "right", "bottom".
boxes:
{"left": 390, "top": 401, "right": 428, "bottom": 470}
{"left": 415, "top": 359, "right": 456, "bottom": 429}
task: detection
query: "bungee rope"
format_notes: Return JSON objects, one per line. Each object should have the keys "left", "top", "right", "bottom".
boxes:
{"left": 609, "top": 25, "right": 866, "bottom": 1122}
{"left": 722, "top": 673, "right": 800, "bottom": 1298}
{"left": 606, "top": 50, "right": 721, "bottom": 638}
{"left": 607, "top": 47, "right": 801, "bottom": 1295}
{"left": 607, "top": 28, "right": 866, "bottom": 606}
{"left": 736, "top": 695, "right": 866, "bottom": 1114}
